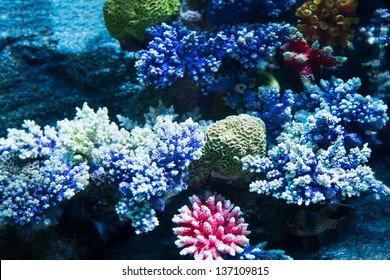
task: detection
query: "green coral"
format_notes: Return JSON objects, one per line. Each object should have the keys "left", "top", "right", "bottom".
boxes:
{"left": 200, "top": 114, "right": 266, "bottom": 179}
{"left": 103, "top": 0, "right": 180, "bottom": 49}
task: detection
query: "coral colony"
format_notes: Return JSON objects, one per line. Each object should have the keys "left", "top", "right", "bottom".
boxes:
{"left": 1, "top": 0, "right": 390, "bottom": 260}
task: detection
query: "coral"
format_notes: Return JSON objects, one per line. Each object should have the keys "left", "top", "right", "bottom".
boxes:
{"left": 57, "top": 103, "right": 130, "bottom": 162}
{"left": 172, "top": 192, "right": 250, "bottom": 260}
{"left": 93, "top": 114, "right": 204, "bottom": 233}
{"left": 135, "top": 23, "right": 189, "bottom": 88}
{"left": 242, "top": 117, "right": 390, "bottom": 205}
{"left": 0, "top": 121, "right": 90, "bottom": 227}
{"left": 200, "top": 114, "right": 266, "bottom": 178}
{"left": 135, "top": 22, "right": 292, "bottom": 92}
{"left": 296, "top": 0, "right": 359, "bottom": 48}
{"left": 225, "top": 86, "right": 294, "bottom": 145}
{"left": 282, "top": 34, "right": 346, "bottom": 85}
{"left": 308, "top": 77, "right": 389, "bottom": 133}
{"left": 103, "top": 0, "right": 181, "bottom": 50}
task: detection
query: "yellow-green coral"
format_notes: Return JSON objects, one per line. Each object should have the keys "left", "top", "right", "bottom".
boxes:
{"left": 103, "top": 0, "right": 180, "bottom": 49}
{"left": 200, "top": 114, "right": 266, "bottom": 179}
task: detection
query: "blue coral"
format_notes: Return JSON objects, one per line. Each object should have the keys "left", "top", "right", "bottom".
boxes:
{"left": 0, "top": 121, "right": 89, "bottom": 227}
{"left": 135, "top": 22, "right": 292, "bottom": 92}
{"left": 225, "top": 86, "right": 294, "bottom": 145}
{"left": 135, "top": 23, "right": 187, "bottom": 88}
{"left": 310, "top": 78, "right": 389, "bottom": 133}
{"left": 242, "top": 118, "right": 389, "bottom": 205}
{"left": 93, "top": 115, "right": 204, "bottom": 233}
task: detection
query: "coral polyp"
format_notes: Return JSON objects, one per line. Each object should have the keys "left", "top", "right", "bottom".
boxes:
{"left": 296, "top": 0, "right": 359, "bottom": 47}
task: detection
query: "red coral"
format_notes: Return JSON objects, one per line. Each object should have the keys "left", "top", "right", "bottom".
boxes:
{"left": 282, "top": 36, "right": 346, "bottom": 85}
{"left": 172, "top": 192, "right": 250, "bottom": 260}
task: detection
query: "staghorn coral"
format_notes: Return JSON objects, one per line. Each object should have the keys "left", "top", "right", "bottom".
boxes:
{"left": 57, "top": 103, "right": 130, "bottom": 162}
{"left": 0, "top": 120, "right": 90, "bottom": 228}
{"left": 103, "top": 0, "right": 180, "bottom": 50}
{"left": 172, "top": 192, "right": 250, "bottom": 260}
{"left": 135, "top": 22, "right": 292, "bottom": 92}
{"left": 199, "top": 114, "right": 266, "bottom": 179}
{"left": 296, "top": 0, "right": 359, "bottom": 48}
{"left": 242, "top": 109, "right": 390, "bottom": 206}
{"left": 93, "top": 114, "right": 204, "bottom": 233}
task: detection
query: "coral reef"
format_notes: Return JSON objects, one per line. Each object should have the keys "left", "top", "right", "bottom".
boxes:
{"left": 296, "top": 0, "right": 359, "bottom": 48}
{"left": 0, "top": 121, "right": 90, "bottom": 228}
{"left": 0, "top": 0, "right": 389, "bottom": 261}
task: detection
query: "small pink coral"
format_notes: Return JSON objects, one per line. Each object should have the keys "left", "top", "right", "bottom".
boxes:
{"left": 172, "top": 192, "right": 250, "bottom": 260}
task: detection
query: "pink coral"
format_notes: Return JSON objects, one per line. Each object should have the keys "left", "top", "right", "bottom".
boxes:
{"left": 172, "top": 192, "right": 250, "bottom": 260}
{"left": 282, "top": 35, "right": 346, "bottom": 85}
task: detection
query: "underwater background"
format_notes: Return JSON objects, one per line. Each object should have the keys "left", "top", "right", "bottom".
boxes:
{"left": 0, "top": 0, "right": 389, "bottom": 260}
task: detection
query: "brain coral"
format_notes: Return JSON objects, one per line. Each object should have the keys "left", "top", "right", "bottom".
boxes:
{"left": 103, "top": 0, "right": 180, "bottom": 50}
{"left": 295, "top": 0, "right": 359, "bottom": 48}
{"left": 200, "top": 114, "right": 266, "bottom": 179}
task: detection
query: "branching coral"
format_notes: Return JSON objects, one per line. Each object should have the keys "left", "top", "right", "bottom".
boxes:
{"left": 172, "top": 192, "right": 250, "bottom": 260}
{"left": 103, "top": 0, "right": 180, "bottom": 50}
{"left": 199, "top": 114, "right": 266, "bottom": 179}
{"left": 0, "top": 121, "right": 89, "bottom": 227}
{"left": 135, "top": 22, "right": 292, "bottom": 92}
{"left": 57, "top": 103, "right": 130, "bottom": 162}
{"left": 225, "top": 86, "right": 294, "bottom": 145}
{"left": 296, "top": 0, "right": 359, "bottom": 48}
{"left": 307, "top": 77, "right": 389, "bottom": 134}
{"left": 93, "top": 114, "right": 204, "bottom": 233}
{"left": 242, "top": 118, "right": 389, "bottom": 205}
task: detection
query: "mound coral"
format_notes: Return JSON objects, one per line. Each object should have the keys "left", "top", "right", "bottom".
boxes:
{"left": 200, "top": 114, "right": 266, "bottom": 178}
{"left": 296, "top": 0, "right": 359, "bottom": 48}
{"left": 103, "top": 0, "right": 180, "bottom": 50}
{"left": 172, "top": 192, "right": 250, "bottom": 260}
